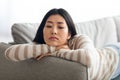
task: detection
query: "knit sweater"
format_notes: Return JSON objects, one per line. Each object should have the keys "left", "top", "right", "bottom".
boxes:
{"left": 58, "top": 35, "right": 119, "bottom": 80}
{"left": 5, "top": 44, "right": 56, "bottom": 61}
{"left": 5, "top": 35, "right": 119, "bottom": 80}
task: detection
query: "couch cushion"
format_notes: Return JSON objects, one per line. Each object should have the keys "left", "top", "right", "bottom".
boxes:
{"left": 113, "top": 16, "right": 120, "bottom": 42}
{"left": 75, "top": 17, "right": 117, "bottom": 48}
{"left": 11, "top": 23, "right": 39, "bottom": 44}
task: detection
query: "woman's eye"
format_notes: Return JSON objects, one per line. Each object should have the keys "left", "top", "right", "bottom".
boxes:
{"left": 46, "top": 26, "right": 52, "bottom": 28}
{"left": 58, "top": 26, "right": 64, "bottom": 29}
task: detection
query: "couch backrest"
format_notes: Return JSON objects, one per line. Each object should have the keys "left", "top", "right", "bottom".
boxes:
{"left": 113, "top": 16, "right": 120, "bottom": 42}
{"left": 11, "top": 16, "right": 119, "bottom": 48}
{"left": 12, "top": 23, "right": 39, "bottom": 44}
{"left": 76, "top": 17, "right": 117, "bottom": 48}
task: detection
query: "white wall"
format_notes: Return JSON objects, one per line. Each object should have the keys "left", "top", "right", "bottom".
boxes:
{"left": 0, "top": 0, "right": 120, "bottom": 42}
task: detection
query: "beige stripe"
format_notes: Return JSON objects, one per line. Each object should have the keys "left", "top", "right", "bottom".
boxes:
{"left": 58, "top": 53, "right": 61, "bottom": 57}
{"left": 70, "top": 52, "right": 73, "bottom": 60}
{"left": 79, "top": 41, "right": 90, "bottom": 48}
{"left": 24, "top": 45, "right": 28, "bottom": 59}
{"left": 102, "top": 67, "right": 107, "bottom": 79}
{"left": 63, "top": 52, "right": 67, "bottom": 58}
{"left": 76, "top": 36, "right": 84, "bottom": 43}
{"left": 77, "top": 52, "right": 81, "bottom": 62}
{"left": 69, "top": 36, "right": 83, "bottom": 49}
{"left": 14, "top": 45, "right": 20, "bottom": 61}
{"left": 74, "top": 36, "right": 84, "bottom": 47}
{"left": 47, "top": 45, "right": 50, "bottom": 53}
{"left": 33, "top": 45, "right": 36, "bottom": 57}
{"left": 41, "top": 45, "right": 44, "bottom": 55}
{"left": 109, "top": 54, "right": 112, "bottom": 60}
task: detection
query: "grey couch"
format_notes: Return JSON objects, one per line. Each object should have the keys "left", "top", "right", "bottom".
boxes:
{"left": 0, "top": 42, "right": 87, "bottom": 80}
{"left": 1, "top": 15, "right": 120, "bottom": 80}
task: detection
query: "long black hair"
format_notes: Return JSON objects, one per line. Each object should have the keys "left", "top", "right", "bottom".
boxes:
{"left": 33, "top": 8, "right": 77, "bottom": 44}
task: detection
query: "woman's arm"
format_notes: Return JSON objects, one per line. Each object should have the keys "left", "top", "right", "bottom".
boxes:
{"left": 5, "top": 43, "right": 56, "bottom": 61}
{"left": 52, "top": 35, "right": 99, "bottom": 67}
{"left": 52, "top": 48, "right": 97, "bottom": 67}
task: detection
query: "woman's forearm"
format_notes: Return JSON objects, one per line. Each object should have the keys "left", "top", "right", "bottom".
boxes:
{"left": 51, "top": 35, "right": 96, "bottom": 67}
{"left": 5, "top": 44, "right": 55, "bottom": 61}
{"left": 52, "top": 47, "right": 98, "bottom": 67}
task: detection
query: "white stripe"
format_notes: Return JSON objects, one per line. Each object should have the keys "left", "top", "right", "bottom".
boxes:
{"left": 18, "top": 45, "right": 26, "bottom": 60}
{"left": 65, "top": 51, "right": 71, "bottom": 59}
{"left": 27, "top": 45, "right": 33, "bottom": 58}
{"left": 43, "top": 44, "right": 49, "bottom": 54}
{"left": 9, "top": 45, "right": 19, "bottom": 61}
{"left": 36, "top": 45, "right": 41, "bottom": 57}
{"left": 49, "top": 46, "right": 56, "bottom": 52}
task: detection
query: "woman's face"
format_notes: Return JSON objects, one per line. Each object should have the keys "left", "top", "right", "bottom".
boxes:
{"left": 43, "top": 14, "right": 71, "bottom": 47}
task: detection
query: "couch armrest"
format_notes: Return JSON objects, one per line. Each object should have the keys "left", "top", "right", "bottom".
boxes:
{"left": 0, "top": 42, "right": 12, "bottom": 53}
{"left": 0, "top": 42, "right": 88, "bottom": 80}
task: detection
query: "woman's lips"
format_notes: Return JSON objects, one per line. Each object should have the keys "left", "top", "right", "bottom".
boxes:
{"left": 49, "top": 37, "right": 58, "bottom": 40}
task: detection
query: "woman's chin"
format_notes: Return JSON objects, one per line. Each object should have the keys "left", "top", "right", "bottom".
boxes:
{"left": 47, "top": 43, "right": 58, "bottom": 47}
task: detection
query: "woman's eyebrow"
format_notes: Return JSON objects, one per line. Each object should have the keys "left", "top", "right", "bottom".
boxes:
{"left": 47, "top": 21, "right": 53, "bottom": 23}
{"left": 47, "top": 21, "right": 64, "bottom": 24}
{"left": 57, "top": 22, "right": 64, "bottom": 24}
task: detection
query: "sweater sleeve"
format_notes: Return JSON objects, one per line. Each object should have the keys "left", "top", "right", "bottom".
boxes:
{"left": 5, "top": 43, "right": 56, "bottom": 61}
{"left": 52, "top": 35, "right": 99, "bottom": 67}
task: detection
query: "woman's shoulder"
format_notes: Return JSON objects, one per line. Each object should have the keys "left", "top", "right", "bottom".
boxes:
{"left": 71, "top": 34, "right": 90, "bottom": 40}
{"left": 68, "top": 34, "right": 91, "bottom": 49}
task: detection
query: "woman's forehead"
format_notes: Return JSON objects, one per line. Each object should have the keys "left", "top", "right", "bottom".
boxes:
{"left": 46, "top": 15, "right": 66, "bottom": 24}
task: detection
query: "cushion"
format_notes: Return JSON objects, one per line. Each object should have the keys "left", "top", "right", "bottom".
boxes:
{"left": 75, "top": 17, "right": 117, "bottom": 48}
{"left": 114, "top": 16, "right": 120, "bottom": 42}
{"left": 11, "top": 23, "right": 39, "bottom": 44}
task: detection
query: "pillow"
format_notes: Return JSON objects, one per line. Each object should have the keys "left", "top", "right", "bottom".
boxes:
{"left": 11, "top": 23, "right": 39, "bottom": 44}
{"left": 75, "top": 17, "right": 117, "bottom": 48}
{"left": 114, "top": 16, "right": 120, "bottom": 42}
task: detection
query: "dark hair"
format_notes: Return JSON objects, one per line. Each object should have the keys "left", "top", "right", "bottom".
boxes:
{"left": 33, "top": 8, "right": 77, "bottom": 44}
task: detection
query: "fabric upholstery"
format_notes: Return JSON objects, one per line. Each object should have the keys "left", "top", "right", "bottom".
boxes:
{"left": 11, "top": 23, "right": 39, "bottom": 44}
{"left": 1, "top": 15, "right": 120, "bottom": 80}
{"left": 75, "top": 17, "right": 117, "bottom": 48}
{"left": 11, "top": 17, "right": 117, "bottom": 48}
{"left": 0, "top": 42, "right": 87, "bottom": 80}
{"left": 114, "top": 16, "right": 120, "bottom": 42}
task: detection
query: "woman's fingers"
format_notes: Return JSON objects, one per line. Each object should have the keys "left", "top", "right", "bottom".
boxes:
{"left": 35, "top": 53, "right": 51, "bottom": 60}
{"left": 36, "top": 55, "right": 44, "bottom": 60}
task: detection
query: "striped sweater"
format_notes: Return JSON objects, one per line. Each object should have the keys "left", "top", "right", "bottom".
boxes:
{"left": 5, "top": 35, "right": 119, "bottom": 80}
{"left": 5, "top": 44, "right": 56, "bottom": 61}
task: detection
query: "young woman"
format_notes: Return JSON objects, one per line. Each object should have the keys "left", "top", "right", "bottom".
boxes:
{"left": 5, "top": 8, "right": 119, "bottom": 80}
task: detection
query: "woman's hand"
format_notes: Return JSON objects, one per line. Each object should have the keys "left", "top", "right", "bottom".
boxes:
{"left": 34, "top": 53, "right": 51, "bottom": 60}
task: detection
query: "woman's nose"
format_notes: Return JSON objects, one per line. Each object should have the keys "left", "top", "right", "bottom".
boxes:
{"left": 51, "top": 27, "right": 57, "bottom": 35}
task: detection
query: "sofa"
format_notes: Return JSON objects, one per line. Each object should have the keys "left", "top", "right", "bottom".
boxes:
{"left": 0, "top": 15, "right": 120, "bottom": 80}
